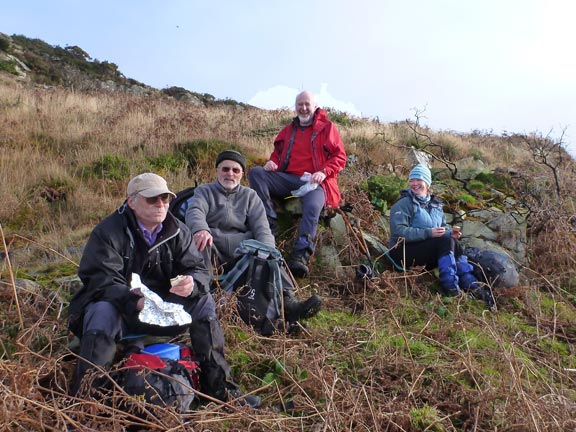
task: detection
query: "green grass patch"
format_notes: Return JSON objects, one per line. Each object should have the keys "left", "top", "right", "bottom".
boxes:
{"left": 84, "top": 154, "right": 131, "bottom": 180}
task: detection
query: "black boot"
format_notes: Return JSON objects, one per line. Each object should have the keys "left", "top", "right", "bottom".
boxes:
{"left": 288, "top": 248, "right": 312, "bottom": 278}
{"left": 283, "top": 292, "right": 322, "bottom": 322}
{"left": 469, "top": 286, "right": 496, "bottom": 310}
{"left": 190, "top": 318, "right": 230, "bottom": 402}
{"left": 189, "top": 318, "right": 261, "bottom": 408}
{"left": 227, "top": 388, "right": 262, "bottom": 408}
{"left": 72, "top": 330, "right": 116, "bottom": 396}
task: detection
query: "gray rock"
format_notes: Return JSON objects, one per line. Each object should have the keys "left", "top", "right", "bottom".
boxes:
{"left": 315, "top": 245, "right": 346, "bottom": 279}
{"left": 407, "top": 147, "right": 431, "bottom": 168}
{"left": 329, "top": 213, "right": 348, "bottom": 248}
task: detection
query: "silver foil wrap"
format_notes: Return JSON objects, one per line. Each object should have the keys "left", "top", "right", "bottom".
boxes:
{"left": 130, "top": 273, "right": 192, "bottom": 327}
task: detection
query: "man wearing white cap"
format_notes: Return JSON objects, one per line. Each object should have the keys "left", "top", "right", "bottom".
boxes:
{"left": 68, "top": 173, "right": 261, "bottom": 407}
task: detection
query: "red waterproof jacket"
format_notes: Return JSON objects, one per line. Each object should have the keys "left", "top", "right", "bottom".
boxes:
{"left": 270, "top": 108, "right": 347, "bottom": 208}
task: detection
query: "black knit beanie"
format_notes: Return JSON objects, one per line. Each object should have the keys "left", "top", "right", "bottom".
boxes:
{"left": 215, "top": 150, "right": 246, "bottom": 172}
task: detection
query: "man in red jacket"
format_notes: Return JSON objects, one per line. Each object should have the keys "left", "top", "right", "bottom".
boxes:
{"left": 248, "top": 91, "right": 347, "bottom": 277}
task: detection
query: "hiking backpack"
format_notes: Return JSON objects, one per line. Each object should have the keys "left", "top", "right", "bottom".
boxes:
{"left": 168, "top": 182, "right": 197, "bottom": 223}
{"left": 464, "top": 246, "right": 520, "bottom": 289}
{"left": 114, "top": 343, "right": 200, "bottom": 413}
{"left": 219, "top": 239, "right": 294, "bottom": 335}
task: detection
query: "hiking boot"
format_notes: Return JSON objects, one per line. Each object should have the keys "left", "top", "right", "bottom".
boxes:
{"left": 227, "top": 388, "right": 262, "bottom": 408}
{"left": 440, "top": 286, "right": 462, "bottom": 297}
{"left": 469, "top": 287, "right": 496, "bottom": 310}
{"left": 288, "top": 249, "right": 311, "bottom": 278}
{"left": 284, "top": 295, "right": 322, "bottom": 322}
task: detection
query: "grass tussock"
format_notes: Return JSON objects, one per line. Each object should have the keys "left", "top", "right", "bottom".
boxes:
{"left": 1, "top": 76, "right": 576, "bottom": 431}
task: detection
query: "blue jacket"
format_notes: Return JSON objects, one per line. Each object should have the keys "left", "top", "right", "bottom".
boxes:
{"left": 388, "top": 189, "right": 450, "bottom": 248}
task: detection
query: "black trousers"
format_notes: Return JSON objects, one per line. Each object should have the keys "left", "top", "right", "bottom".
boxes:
{"left": 389, "top": 236, "right": 463, "bottom": 270}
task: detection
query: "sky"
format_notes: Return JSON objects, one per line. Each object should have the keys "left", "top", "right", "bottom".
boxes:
{"left": 3, "top": 0, "right": 575, "bottom": 156}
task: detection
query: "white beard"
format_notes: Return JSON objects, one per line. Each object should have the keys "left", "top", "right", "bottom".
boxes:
{"left": 298, "top": 114, "right": 313, "bottom": 125}
{"left": 218, "top": 178, "right": 238, "bottom": 191}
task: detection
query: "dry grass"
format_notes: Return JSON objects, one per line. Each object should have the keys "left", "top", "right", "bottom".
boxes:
{"left": 1, "top": 76, "right": 576, "bottom": 431}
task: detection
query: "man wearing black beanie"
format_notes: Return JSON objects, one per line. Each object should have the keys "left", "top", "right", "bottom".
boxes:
{"left": 185, "top": 150, "right": 322, "bottom": 328}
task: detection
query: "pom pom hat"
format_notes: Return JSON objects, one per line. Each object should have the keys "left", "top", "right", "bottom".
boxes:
{"left": 409, "top": 164, "right": 432, "bottom": 187}
{"left": 216, "top": 150, "right": 246, "bottom": 172}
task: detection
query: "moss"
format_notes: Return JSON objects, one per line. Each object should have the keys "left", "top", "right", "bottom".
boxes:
{"left": 456, "top": 193, "right": 477, "bottom": 205}
{"left": 410, "top": 404, "right": 445, "bottom": 431}
{"left": 363, "top": 174, "right": 407, "bottom": 213}
{"left": 228, "top": 350, "right": 251, "bottom": 368}
{"left": 539, "top": 295, "right": 576, "bottom": 321}
{"left": 397, "top": 307, "right": 429, "bottom": 327}
{"left": 474, "top": 171, "right": 512, "bottom": 192}
{"left": 313, "top": 310, "right": 368, "bottom": 329}
{"left": 468, "top": 180, "right": 485, "bottom": 191}
{"left": 538, "top": 338, "right": 571, "bottom": 357}
{"left": 499, "top": 313, "right": 537, "bottom": 336}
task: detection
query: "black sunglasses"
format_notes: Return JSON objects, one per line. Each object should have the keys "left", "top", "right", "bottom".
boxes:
{"left": 220, "top": 166, "right": 242, "bottom": 174}
{"left": 144, "top": 193, "right": 172, "bottom": 204}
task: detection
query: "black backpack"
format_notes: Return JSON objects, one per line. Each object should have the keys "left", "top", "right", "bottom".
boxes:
{"left": 114, "top": 346, "right": 200, "bottom": 414}
{"left": 168, "top": 182, "right": 197, "bottom": 223}
{"left": 464, "top": 246, "right": 520, "bottom": 289}
{"left": 219, "top": 239, "right": 295, "bottom": 335}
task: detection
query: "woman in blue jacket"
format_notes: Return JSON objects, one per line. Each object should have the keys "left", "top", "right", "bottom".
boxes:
{"left": 388, "top": 164, "right": 494, "bottom": 308}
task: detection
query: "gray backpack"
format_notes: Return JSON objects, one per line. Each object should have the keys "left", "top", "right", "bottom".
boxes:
{"left": 219, "top": 239, "right": 296, "bottom": 335}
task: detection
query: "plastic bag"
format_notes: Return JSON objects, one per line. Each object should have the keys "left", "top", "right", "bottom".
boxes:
{"left": 290, "top": 172, "right": 319, "bottom": 197}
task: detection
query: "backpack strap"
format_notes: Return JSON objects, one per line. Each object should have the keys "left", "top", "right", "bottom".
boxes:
{"left": 265, "top": 257, "right": 283, "bottom": 319}
{"left": 219, "top": 253, "right": 252, "bottom": 293}
{"left": 278, "top": 126, "right": 298, "bottom": 172}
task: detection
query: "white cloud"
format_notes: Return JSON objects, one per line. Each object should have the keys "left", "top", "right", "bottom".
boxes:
{"left": 248, "top": 83, "right": 362, "bottom": 117}
{"left": 248, "top": 85, "right": 297, "bottom": 110}
{"left": 317, "top": 83, "right": 362, "bottom": 117}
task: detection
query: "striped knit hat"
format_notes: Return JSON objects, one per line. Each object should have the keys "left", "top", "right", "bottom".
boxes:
{"left": 409, "top": 164, "right": 432, "bottom": 187}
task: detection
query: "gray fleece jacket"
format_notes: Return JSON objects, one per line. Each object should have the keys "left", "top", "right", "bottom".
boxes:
{"left": 184, "top": 181, "right": 275, "bottom": 266}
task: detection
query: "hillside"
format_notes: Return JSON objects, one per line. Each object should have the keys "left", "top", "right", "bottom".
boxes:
{"left": 1, "top": 33, "right": 576, "bottom": 431}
